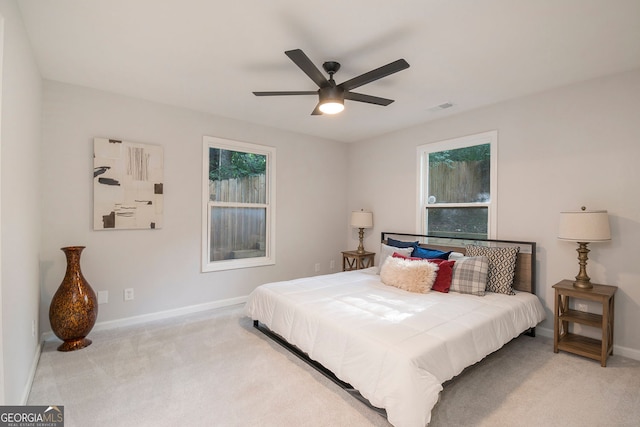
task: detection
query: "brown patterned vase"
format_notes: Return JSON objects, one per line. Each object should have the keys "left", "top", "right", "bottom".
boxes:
{"left": 49, "top": 246, "right": 98, "bottom": 351}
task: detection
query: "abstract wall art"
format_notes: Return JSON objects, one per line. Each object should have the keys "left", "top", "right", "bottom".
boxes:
{"left": 93, "top": 138, "right": 164, "bottom": 230}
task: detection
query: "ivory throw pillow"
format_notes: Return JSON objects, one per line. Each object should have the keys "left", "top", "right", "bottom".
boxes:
{"left": 465, "top": 245, "right": 520, "bottom": 295}
{"left": 380, "top": 256, "right": 438, "bottom": 293}
{"left": 392, "top": 253, "right": 455, "bottom": 293}
{"left": 378, "top": 243, "right": 413, "bottom": 274}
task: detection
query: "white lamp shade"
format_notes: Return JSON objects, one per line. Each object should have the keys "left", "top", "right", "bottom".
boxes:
{"left": 351, "top": 211, "right": 373, "bottom": 228}
{"left": 558, "top": 210, "right": 611, "bottom": 242}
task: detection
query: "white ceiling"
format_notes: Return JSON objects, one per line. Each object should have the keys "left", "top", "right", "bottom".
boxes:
{"left": 17, "top": 0, "right": 640, "bottom": 143}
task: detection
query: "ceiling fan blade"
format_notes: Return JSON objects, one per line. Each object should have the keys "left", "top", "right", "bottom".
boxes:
{"left": 285, "top": 49, "right": 329, "bottom": 88}
{"left": 311, "top": 103, "right": 323, "bottom": 115}
{"left": 339, "top": 59, "right": 409, "bottom": 91}
{"left": 344, "top": 92, "right": 394, "bottom": 106}
{"left": 253, "top": 91, "right": 317, "bottom": 96}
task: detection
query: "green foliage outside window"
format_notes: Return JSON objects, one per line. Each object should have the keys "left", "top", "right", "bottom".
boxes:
{"left": 428, "top": 143, "right": 490, "bottom": 167}
{"left": 209, "top": 148, "right": 266, "bottom": 181}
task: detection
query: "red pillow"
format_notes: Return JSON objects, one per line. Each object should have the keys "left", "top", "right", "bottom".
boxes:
{"left": 426, "top": 259, "right": 455, "bottom": 293}
{"left": 392, "top": 252, "right": 421, "bottom": 261}
{"left": 392, "top": 253, "right": 455, "bottom": 293}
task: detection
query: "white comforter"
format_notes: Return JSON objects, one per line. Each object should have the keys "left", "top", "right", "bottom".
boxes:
{"left": 244, "top": 267, "right": 546, "bottom": 427}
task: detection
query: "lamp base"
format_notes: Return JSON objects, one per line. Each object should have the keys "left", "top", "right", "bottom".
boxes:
{"left": 572, "top": 279, "right": 593, "bottom": 289}
{"left": 572, "top": 242, "right": 593, "bottom": 289}
{"left": 356, "top": 228, "right": 365, "bottom": 254}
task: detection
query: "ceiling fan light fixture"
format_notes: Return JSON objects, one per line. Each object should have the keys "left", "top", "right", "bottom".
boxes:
{"left": 318, "top": 85, "right": 345, "bottom": 114}
{"left": 319, "top": 100, "right": 344, "bottom": 114}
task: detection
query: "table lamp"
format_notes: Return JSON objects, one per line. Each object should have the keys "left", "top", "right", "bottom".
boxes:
{"left": 558, "top": 207, "right": 611, "bottom": 289}
{"left": 351, "top": 210, "right": 373, "bottom": 254}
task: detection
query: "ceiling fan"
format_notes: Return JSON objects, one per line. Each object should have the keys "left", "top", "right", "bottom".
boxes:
{"left": 253, "top": 49, "right": 410, "bottom": 115}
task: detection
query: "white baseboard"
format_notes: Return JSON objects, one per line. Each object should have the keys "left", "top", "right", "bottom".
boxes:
{"left": 536, "top": 326, "right": 553, "bottom": 339}
{"left": 41, "top": 295, "right": 248, "bottom": 343}
{"left": 536, "top": 326, "right": 640, "bottom": 362}
{"left": 22, "top": 340, "right": 42, "bottom": 404}
{"left": 615, "top": 344, "right": 640, "bottom": 361}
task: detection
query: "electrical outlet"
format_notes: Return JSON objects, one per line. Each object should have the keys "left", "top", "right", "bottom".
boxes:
{"left": 577, "top": 303, "right": 588, "bottom": 311}
{"left": 98, "top": 290, "right": 108, "bottom": 304}
{"left": 314, "top": 263, "right": 321, "bottom": 272}
{"left": 32, "top": 320, "right": 36, "bottom": 337}
{"left": 330, "top": 259, "right": 335, "bottom": 269}
{"left": 124, "top": 288, "right": 134, "bottom": 301}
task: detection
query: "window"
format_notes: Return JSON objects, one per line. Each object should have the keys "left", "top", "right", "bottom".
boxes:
{"left": 202, "top": 136, "right": 275, "bottom": 272}
{"left": 417, "top": 131, "right": 497, "bottom": 239}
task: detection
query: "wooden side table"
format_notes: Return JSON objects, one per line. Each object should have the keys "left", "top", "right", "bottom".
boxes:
{"left": 553, "top": 280, "right": 617, "bottom": 367}
{"left": 342, "top": 250, "right": 375, "bottom": 271}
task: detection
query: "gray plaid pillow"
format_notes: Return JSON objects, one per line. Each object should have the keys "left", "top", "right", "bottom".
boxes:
{"left": 465, "top": 245, "right": 520, "bottom": 295}
{"left": 450, "top": 256, "right": 489, "bottom": 296}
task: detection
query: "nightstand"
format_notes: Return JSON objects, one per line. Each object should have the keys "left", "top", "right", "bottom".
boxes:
{"left": 342, "top": 250, "right": 375, "bottom": 271}
{"left": 553, "top": 280, "right": 617, "bottom": 367}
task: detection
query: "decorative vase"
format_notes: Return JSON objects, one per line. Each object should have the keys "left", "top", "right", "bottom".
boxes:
{"left": 49, "top": 246, "right": 98, "bottom": 352}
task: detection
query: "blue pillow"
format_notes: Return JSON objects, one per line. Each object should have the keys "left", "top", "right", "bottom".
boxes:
{"left": 386, "top": 238, "right": 419, "bottom": 249}
{"left": 412, "top": 246, "right": 451, "bottom": 260}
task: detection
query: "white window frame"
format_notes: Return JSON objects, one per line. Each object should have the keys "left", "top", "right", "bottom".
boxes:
{"left": 202, "top": 136, "right": 276, "bottom": 272}
{"left": 416, "top": 130, "right": 498, "bottom": 239}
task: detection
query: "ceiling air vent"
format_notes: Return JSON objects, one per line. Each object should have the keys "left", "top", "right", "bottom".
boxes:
{"left": 427, "top": 102, "right": 454, "bottom": 113}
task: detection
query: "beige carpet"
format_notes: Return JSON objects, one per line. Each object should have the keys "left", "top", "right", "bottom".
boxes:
{"left": 28, "top": 304, "right": 640, "bottom": 426}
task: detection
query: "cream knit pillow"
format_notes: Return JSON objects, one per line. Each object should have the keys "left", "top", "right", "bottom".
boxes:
{"left": 380, "top": 256, "right": 438, "bottom": 293}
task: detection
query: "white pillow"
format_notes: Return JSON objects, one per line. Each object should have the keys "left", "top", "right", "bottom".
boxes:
{"left": 378, "top": 243, "right": 413, "bottom": 274}
{"left": 380, "top": 256, "right": 438, "bottom": 293}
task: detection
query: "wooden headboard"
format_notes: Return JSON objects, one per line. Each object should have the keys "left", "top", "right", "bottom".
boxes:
{"left": 381, "top": 232, "right": 537, "bottom": 294}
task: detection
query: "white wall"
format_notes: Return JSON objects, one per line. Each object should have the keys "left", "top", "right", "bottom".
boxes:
{"left": 349, "top": 69, "right": 640, "bottom": 358}
{"left": 39, "top": 81, "right": 348, "bottom": 331}
{"left": 0, "top": 0, "right": 42, "bottom": 404}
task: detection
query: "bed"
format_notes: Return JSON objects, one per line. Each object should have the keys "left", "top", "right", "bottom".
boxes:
{"left": 244, "top": 232, "right": 546, "bottom": 426}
